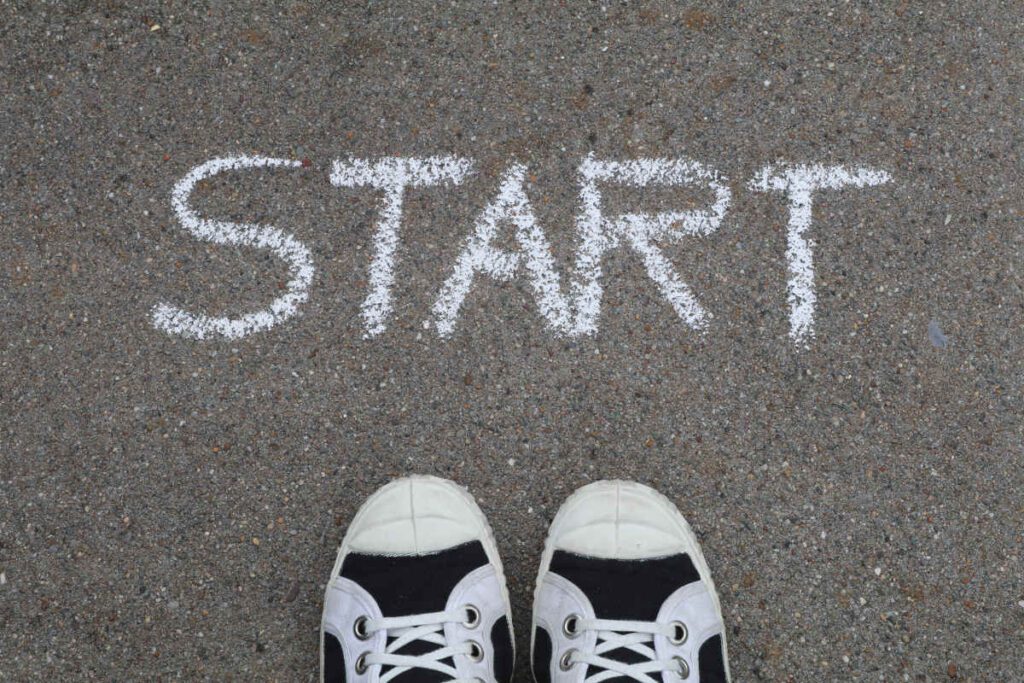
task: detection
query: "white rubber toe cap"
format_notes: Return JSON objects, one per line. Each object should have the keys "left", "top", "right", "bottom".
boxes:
{"left": 345, "top": 476, "right": 488, "bottom": 554}
{"left": 548, "top": 480, "right": 700, "bottom": 560}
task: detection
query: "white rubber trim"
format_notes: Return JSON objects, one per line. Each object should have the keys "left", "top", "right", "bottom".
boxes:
{"left": 531, "top": 480, "right": 731, "bottom": 683}
{"left": 321, "top": 475, "right": 514, "bottom": 683}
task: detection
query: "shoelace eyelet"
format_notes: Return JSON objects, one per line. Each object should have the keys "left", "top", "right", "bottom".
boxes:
{"left": 562, "top": 613, "right": 582, "bottom": 638}
{"left": 669, "top": 620, "right": 688, "bottom": 645}
{"left": 467, "top": 640, "right": 484, "bottom": 662}
{"left": 559, "top": 649, "right": 577, "bottom": 671}
{"left": 355, "top": 651, "right": 370, "bottom": 674}
{"left": 463, "top": 604, "right": 481, "bottom": 629}
{"left": 674, "top": 655, "right": 690, "bottom": 678}
{"left": 353, "top": 615, "right": 371, "bottom": 640}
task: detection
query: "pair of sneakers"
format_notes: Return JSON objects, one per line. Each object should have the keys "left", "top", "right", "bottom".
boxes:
{"left": 321, "top": 476, "right": 730, "bottom": 683}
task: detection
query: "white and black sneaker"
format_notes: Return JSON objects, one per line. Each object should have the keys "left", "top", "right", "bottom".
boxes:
{"left": 321, "top": 476, "right": 514, "bottom": 683}
{"left": 531, "top": 481, "right": 730, "bottom": 683}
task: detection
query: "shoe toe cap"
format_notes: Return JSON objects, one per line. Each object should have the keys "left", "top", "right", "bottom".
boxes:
{"left": 346, "top": 476, "right": 486, "bottom": 554}
{"left": 551, "top": 480, "right": 697, "bottom": 559}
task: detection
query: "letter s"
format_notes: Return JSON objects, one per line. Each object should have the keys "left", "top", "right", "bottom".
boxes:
{"left": 151, "top": 156, "right": 314, "bottom": 340}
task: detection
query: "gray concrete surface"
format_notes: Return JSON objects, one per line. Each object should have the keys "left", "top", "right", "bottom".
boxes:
{"left": 1, "top": 1, "right": 1022, "bottom": 680}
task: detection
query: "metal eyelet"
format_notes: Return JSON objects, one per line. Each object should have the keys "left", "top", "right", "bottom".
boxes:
{"left": 353, "top": 615, "right": 371, "bottom": 640}
{"left": 463, "top": 604, "right": 481, "bottom": 628}
{"left": 562, "top": 613, "right": 581, "bottom": 638}
{"left": 467, "top": 640, "right": 484, "bottom": 662}
{"left": 669, "top": 620, "right": 688, "bottom": 645}
{"left": 559, "top": 649, "right": 577, "bottom": 671}
{"left": 355, "top": 651, "right": 370, "bottom": 674}
{"left": 674, "top": 656, "right": 690, "bottom": 678}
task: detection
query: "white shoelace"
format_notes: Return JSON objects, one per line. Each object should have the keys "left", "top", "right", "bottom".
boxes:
{"left": 566, "top": 618, "right": 688, "bottom": 683}
{"left": 361, "top": 608, "right": 481, "bottom": 683}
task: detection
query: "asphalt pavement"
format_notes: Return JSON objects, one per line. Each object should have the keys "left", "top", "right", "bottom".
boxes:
{"left": 1, "top": 2, "right": 1022, "bottom": 681}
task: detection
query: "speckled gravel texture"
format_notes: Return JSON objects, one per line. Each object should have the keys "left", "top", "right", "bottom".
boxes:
{"left": 1, "top": 1, "right": 1022, "bottom": 681}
